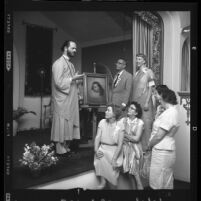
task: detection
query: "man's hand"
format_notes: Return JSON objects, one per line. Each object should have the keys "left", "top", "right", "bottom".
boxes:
{"left": 72, "top": 72, "right": 84, "bottom": 81}
{"left": 111, "top": 158, "right": 119, "bottom": 170}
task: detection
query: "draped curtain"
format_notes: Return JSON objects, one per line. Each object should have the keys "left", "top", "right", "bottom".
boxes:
{"left": 181, "top": 38, "right": 190, "bottom": 91}
{"left": 132, "top": 14, "right": 153, "bottom": 75}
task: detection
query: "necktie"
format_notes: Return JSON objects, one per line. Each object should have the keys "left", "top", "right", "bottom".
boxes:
{"left": 113, "top": 73, "right": 120, "bottom": 87}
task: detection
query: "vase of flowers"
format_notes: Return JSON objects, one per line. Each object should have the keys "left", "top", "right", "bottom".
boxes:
{"left": 13, "top": 107, "right": 36, "bottom": 136}
{"left": 19, "top": 142, "right": 58, "bottom": 177}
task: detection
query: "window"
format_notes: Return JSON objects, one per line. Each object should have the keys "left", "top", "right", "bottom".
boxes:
{"left": 25, "top": 24, "right": 53, "bottom": 96}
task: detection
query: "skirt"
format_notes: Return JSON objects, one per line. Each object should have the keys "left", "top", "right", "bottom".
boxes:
{"left": 149, "top": 148, "right": 176, "bottom": 189}
{"left": 94, "top": 144, "right": 123, "bottom": 186}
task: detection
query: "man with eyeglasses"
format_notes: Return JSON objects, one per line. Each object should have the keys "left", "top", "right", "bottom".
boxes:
{"left": 110, "top": 58, "right": 133, "bottom": 107}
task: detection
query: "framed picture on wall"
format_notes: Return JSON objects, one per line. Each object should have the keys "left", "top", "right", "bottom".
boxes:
{"left": 77, "top": 73, "right": 109, "bottom": 106}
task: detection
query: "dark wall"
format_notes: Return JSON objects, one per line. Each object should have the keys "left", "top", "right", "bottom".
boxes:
{"left": 82, "top": 40, "right": 133, "bottom": 78}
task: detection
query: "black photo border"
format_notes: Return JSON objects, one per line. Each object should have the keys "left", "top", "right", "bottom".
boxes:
{"left": 4, "top": 1, "right": 198, "bottom": 201}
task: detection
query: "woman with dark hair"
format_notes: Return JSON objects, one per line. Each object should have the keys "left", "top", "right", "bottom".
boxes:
{"left": 94, "top": 104, "right": 124, "bottom": 189}
{"left": 147, "top": 88, "right": 180, "bottom": 189}
{"left": 89, "top": 81, "right": 105, "bottom": 104}
{"left": 118, "top": 101, "right": 144, "bottom": 189}
{"left": 153, "top": 85, "right": 169, "bottom": 119}
{"left": 91, "top": 81, "right": 104, "bottom": 96}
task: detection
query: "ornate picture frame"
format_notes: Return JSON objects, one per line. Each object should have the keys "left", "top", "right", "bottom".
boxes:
{"left": 77, "top": 73, "right": 109, "bottom": 106}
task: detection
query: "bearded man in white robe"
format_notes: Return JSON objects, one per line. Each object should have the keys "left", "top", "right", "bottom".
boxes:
{"left": 51, "top": 40, "right": 83, "bottom": 155}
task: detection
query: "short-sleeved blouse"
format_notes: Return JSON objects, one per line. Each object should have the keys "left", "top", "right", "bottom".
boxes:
{"left": 149, "top": 105, "right": 179, "bottom": 151}
{"left": 98, "top": 119, "right": 118, "bottom": 145}
{"left": 117, "top": 117, "right": 144, "bottom": 134}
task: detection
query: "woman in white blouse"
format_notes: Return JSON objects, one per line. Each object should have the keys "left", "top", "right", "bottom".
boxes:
{"left": 147, "top": 88, "right": 180, "bottom": 189}
{"left": 94, "top": 105, "right": 124, "bottom": 189}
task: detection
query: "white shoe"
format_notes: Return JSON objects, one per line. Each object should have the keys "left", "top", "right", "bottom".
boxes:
{"left": 96, "top": 184, "right": 105, "bottom": 190}
{"left": 137, "top": 184, "right": 144, "bottom": 190}
{"left": 97, "top": 178, "right": 106, "bottom": 190}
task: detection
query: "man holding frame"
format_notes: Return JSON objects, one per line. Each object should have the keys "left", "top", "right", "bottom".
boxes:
{"left": 51, "top": 40, "right": 83, "bottom": 155}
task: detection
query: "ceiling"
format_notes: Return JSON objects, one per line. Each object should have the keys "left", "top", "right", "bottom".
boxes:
{"left": 43, "top": 11, "right": 133, "bottom": 44}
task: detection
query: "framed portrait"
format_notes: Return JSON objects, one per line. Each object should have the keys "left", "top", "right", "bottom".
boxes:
{"left": 77, "top": 73, "right": 109, "bottom": 106}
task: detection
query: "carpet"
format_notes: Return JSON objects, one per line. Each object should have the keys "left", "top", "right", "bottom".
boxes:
{"left": 12, "top": 129, "right": 94, "bottom": 189}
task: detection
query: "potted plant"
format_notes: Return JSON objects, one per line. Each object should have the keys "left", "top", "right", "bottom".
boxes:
{"left": 13, "top": 107, "right": 36, "bottom": 136}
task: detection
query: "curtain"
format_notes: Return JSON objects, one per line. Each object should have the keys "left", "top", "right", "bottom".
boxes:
{"left": 132, "top": 14, "right": 153, "bottom": 75}
{"left": 181, "top": 38, "right": 190, "bottom": 91}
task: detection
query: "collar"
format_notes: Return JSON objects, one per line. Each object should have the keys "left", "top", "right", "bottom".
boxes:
{"left": 127, "top": 117, "right": 138, "bottom": 124}
{"left": 165, "top": 103, "right": 175, "bottom": 110}
{"left": 136, "top": 66, "right": 148, "bottom": 75}
{"left": 63, "top": 54, "right": 70, "bottom": 61}
{"left": 141, "top": 66, "right": 149, "bottom": 73}
{"left": 117, "top": 69, "right": 124, "bottom": 77}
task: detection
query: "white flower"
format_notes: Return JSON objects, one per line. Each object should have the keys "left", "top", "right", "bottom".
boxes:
{"left": 20, "top": 142, "right": 58, "bottom": 170}
{"left": 122, "top": 103, "right": 126, "bottom": 107}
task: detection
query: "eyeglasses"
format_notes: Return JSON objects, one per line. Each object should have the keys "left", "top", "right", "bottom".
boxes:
{"left": 129, "top": 106, "right": 136, "bottom": 110}
{"left": 116, "top": 61, "right": 124, "bottom": 65}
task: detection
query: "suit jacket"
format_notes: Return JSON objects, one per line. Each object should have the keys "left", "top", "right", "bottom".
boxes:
{"left": 111, "top": 70, "right": 133, "bottom": 107}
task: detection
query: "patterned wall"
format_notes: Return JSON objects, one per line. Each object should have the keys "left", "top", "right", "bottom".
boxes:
{"left": 134, "top": 11, "right": 163, "bottom": 85}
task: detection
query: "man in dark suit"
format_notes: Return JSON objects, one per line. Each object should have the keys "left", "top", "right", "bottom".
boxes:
{"left": 111, "top": 58, "right": 133, "bottom": 107}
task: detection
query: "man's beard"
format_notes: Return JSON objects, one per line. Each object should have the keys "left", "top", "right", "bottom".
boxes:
{"left": 67, "top": 51, "right": 75, "bottom": 58}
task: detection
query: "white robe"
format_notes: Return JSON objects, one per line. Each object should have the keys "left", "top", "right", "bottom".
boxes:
{"left": 51, "top": 56, "right": 80, "bottom": 143}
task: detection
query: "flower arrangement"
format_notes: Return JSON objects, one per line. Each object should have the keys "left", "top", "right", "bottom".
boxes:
{"left": 13, "top": 107, "right": 36, "bottom": 120}
{"left": 19, "top": 142, "right": 58, "bottom": 172}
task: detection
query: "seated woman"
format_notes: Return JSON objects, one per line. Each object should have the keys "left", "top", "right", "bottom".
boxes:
{"left": 119, "top": 101, "right": 144, "bottom": 189}
{"left": 94, "top": 104, "right": 124, "bottom": 189}
{"left": 147, "top": 88, "right": 180, "bottom": 189}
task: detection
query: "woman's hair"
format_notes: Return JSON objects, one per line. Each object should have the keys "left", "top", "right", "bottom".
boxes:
{"left": 129, "top": 101, "right": 142, "bottom": 118}
{"left": 155, "top": 84, "right": 169, "bottom": 95}
{"left": 106, "top": 104, "right": 123, "bottom": 121}
{"left": 159, "top": 88, "right": 178, "bottom": 105}
{"left": 91, "top": 81, "right": 104, "bottom": 96}
{"left": 136, "top": 53, "right": 147, "bottom": 64}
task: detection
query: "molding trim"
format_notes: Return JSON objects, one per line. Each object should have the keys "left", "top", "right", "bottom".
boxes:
{"left": 178, "top": 91, "right": 190, "bottom": 126}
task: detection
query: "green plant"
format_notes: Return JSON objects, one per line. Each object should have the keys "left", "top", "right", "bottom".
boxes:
{"left": 13, "top": 107, "right": 36, "bottom": 120}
